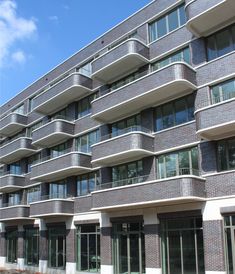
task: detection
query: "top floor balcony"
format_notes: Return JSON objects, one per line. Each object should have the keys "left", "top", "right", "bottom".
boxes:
{"left": 33, "top": 73, "right": 92, "bottom": 115}
{"left": 91, "top": 39, "right": 149, "bottom": 83}
{"left": 0, "top": 113, "right": 27, "bottom": 137}
{"left": 186, "top": 0, "right": 235, "bottom": 37}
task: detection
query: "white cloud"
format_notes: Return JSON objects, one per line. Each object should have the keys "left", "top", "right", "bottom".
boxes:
{"left": 0, "top": 0, "right": 37, "bottom": 67}
{"left": 49, "top": 15, "right": 59, "bottom": 22}
{"left": 11, "top": 50, "right": 26, "bottom": 64}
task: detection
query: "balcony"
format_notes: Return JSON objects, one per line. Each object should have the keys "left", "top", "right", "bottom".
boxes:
{"left": 33, "top": 73, "right": 92, "bottom": 115}
{"left": 29, "top": 194, "right": 74, "bottom": 218}
{"left": 0, "top": 172, "right": 26, "bottom": 192}
{"left": 186, "top": 0, "right": 235, "bottom": 37}
{"left": 92, "top": 39, "right": 149, "bottom": 82}
{"left": 31, "top": 152, "right": 92, "bottom": 182}
{"left": 92, "top": 128, "right": 154, "bottom": 167}
{"left": 32, "top": 118, "right": 74, "bottom": 147}
{"left": 0, "top": 113, "right": 27, "bottom": 137}
{"left": 0, "top": 203, "right": 30, "bottom": 221}
{"left": 196, "top": 97, "right": 235, "bottom": 140}
{"left": 91, "top": 171, "right": 206, "bottom": 211}
{"left": 91, "top": 63, "right": 196, "bottom": 123}
{"left": 0, "top": 137, "right": 37, "bottom": 164}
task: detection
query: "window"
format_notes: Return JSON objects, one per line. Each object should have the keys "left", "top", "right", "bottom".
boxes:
{"left": 8, "top": 161, "right": 21, "bottom": 175}
{"left": 224, "top": 215, "right": 235, "bottom": 274}
{"left": 155, "top": 94, "right": 195, "bottom": 131}
{"left": 0, "top": 166, "right": 3, "bottom": 176}
{"left": 50, "top": 107, "right": 70, "bottom": 121}
{"left": 27, "top": 186, "right": 41, "bottom": 203}
{"left": 50, "top": 142, "right": 68, "bottom": 158}
{"left": 49, "top": 181, "right": 67, "bottom": 199}
{"left": 76, "top": 130, "right": 100, "bottom": 153}
{"left": 48, "top": 227, "right": 66, "bottom": 269}
{"left": 113, "top": 222, "right": 145, "bottom": 274}
{"left": 7, "top": 192, "right": 21, "bottom": 206}
{"left": 218, "top": 138, "right": 235, "bottom": 171}
{"left": 27, "top": 153, "right": 41, "bottom": 173}
{"left": 13, "top": 104, "right": 24, "bottom": 115}
{"left": 149, "top": 4, "right": 186, "bottom": 42}
{"left": 152, "top": 47, "right": 190, "bottom": 71}
{"left": 6, "top": 230, "right": 17, "bottom": 263}
{"left": 26, "top": 121, "right": 43, "bottom": 138}
{"left": 207, "top": 24, "right": 235, "bottom": 61}
{"left": 157, "top": 147, "right": 199, "bottom": 179}
{"left": 77, "top": 61, "right": 92, "bottom": 77}
{"left": 211, "top": 78, "right": 235, "bottom": 104}
{"left": 77, "top": 224, "right": 100, "bottom": 272}
{"left": 25, "top": 228, "right": 39, "bottom": 266}
{"left": 161, "top": 217, "right": 204, "bottom": 274}
{"left": 77, "top": 172, "right": 100, "bottom": 196}
{"left": 111, "top": 114, "right": 141, "bottom": 138}
{"left": 77, "top": 93, "right": 97, "bottom": 119}
{"left": 112, "top": 160, "right": 144, "bottom": 187}
{"left": 28, "top": 97, "right": 35, "bottom": 113}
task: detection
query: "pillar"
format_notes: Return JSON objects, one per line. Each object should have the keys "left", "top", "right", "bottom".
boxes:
{"left": 0, "top": 223, "right": 6, "bottom": 267}
{"left": 17, "top": 225, "right": 25, "bottom": 270}
{"left": 38, "top": 220, "right": 48, "bottom": 273}
{"left": 66, "top": 218, "right": 76, "bottom": 274}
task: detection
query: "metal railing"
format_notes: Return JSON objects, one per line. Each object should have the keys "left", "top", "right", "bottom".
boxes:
{"left": 29, "top": 193, "right": 73, "bottom": 203}
{"left": 0, "top": 170, "right": 24, "bottom": 177}
{"left": 157, "top": 168, "right": 199, "bottom": 179}
{"left": 1, "top": 200, "right": 27, "bottom": 208}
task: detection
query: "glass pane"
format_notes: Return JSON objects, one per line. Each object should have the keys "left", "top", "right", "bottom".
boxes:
{"left": 182, "top": 230, "right": 197, "bottom": 274}
{"left": 162, "top": 103, "right": 174, "bottom": 129}
{"left": 178, "top": 150, "right": 190, "bottom": 175}
{"left": 168, "top": 231, "right": 182, "bottom": 274}
{"left": 149, "top": 22, "right": 157, "bottom": 42}
{"left": 221, "top": 79, "right": 235, "bottom": 101}
{"left": 232, "top": 25, "right": 235, "bottom": 48}
{"left": 89, "top": 175, "right": 95, "bottom": 193}
{"left": 207, "top": 36, "right": 217, "bottom": 61}
{"left": 179, "top": 5, "right": 186, "bottom": 25}
{"left": 218, "top": 141, "right": 227, "bottom": 171}
{"left": 187, "top": 94, "right": 195, "bottom": 121}
{"left": 130, "top": 233, "right": 140, "bottom": 273}
{"left": 165, "top": 153, "right": 177, "bottom": 177}
{"left": 157, "top": 156, "right": 165, "bottom": 179}
{"left": 156, "top": 107, "right": 163, "bottom": 131}
{"left": 50, "top": 237, "right": 57, "bottom": 267}
{"left": 119, "top": 234, "right": 128, "bottom": 274}
{"left": 57, "top": 236, "right": 65, "bottom": 268}
{"left": 175, "top": 98, "right": 187, "bottom": 125}
{"left": 157, "top": 17, "right": 167, "bottom": 38}
{"left": 228, "top": 139, "right": 235, "bottom": 169}
{"left": 191, "top": 147, "right": 199, "bottom": 174}
{"left": 183, "top": 47, "right": 191, "bottom": 64}
{"left": 216, "top": 29, "right": 232, "bottom": 57}
{"left": 211, "top": 85, "right": 221, "bottom": 104}
{"left": 81, "top": 135, "right": 88, "bottom": 153}
{"left": 168, "top": 9, "right": 179, "bottom": 32}
{"left": 81, "top": 177, "right": 88, "bottom": 196}
{"left": 81, "top": 234, "right": 88, "bottom": 270}
{"left": 89, "top": 234, "right": 97, "bottom": 271}
{"left": 197, "top": 230, "right": 205, "bottom": 274}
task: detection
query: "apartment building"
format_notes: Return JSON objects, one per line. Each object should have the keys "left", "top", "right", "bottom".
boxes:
{"left": 0, "top": 0, "right": 235, "bottom": 273}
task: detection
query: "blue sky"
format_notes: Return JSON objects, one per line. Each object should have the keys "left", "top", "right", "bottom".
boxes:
{"left": 0, "top": 0, "right": 152, "bottom": 106}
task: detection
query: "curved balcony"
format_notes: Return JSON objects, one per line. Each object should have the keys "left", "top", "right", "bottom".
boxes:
{"left": 31, "top": 152, "right": 92, "bottom": 182}
{"left": 0, "top": 137, "right": 37, "bottom": 164}
{"left": 0, "top": 203, "right": 30, "bottom": 221}
{"left": 92, "top": 128, "right": 154, "bottom": 167}
{"left": 91, "top": 63, "right": 196, "bottom": 123}
{"left": 0, "top": 172, "right": 26, "bottom": 193}
{"left": 30, "top": 195, "right": 74, "bottom": 218}
{"left": 92, "top": 39, "right": 149, "bottom": 82}
{"left": 91, "top": 172, "right": 206, "bottom": 211}
{"left": 186, "top": 0, "right": 235, "bottom": 36}
{"left": 33, "top": 73, "right": 92, "bottom": 115}
{"left": 32, "top": 118, "right": 74, "bottom": 147}
{"left": 196, "top": 98, "right": 235, "bottom": 140}
{"left": 0, "top": 113, "right": 27, "bottom": 137}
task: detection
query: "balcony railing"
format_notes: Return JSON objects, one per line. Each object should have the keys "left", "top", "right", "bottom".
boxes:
{"left": 157, "top": 168, "right": 200, "bottom": 179}
{"left": 29, "top": 193, "right": 73, "bottom": 203}
{"left": 1, "top": 200, "right": 26, "bottom": 208}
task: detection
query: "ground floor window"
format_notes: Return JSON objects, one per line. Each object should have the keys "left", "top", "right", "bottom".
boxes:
{"left": 25, "top": 228, "right": 39, "bottom": 266}
{"left": 113, "top": 221, "right": 145, "bottom": 274}
{"left": 224, "top": 215, "right": 235, "bottom": 273}
{"left": 48, "top": 227, "right": 66, "bottom": 269}
{"left": 76, "top": 224, "right": 100, "bottom": 272}
{"left": 161, "top": 217, "right": 204, "bottom": 274}
{"left": 6, "top": 230, "right": 17, "bottom": 263}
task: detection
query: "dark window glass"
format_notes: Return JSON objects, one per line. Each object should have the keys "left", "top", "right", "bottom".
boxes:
{"left": 175, "top": 98, "right": 187, "bottom": 125}
{"left": 77, "top": 172, "right": 100, "bottom": 196}
{"left": 25, "top": 228, "right": 39, "bottom": 266}
{"left": 6, "top": 230, "right": 17, "bottom": 263}
{"left": 216, "top": 29, "right": 232, "bottom": 57}
{"left": 217, "top": 138, "right": 235, "bottom": 172}
{"left": 168, "top": 9, "right": 179, "bottom": 32}
{"left": 157, "top": 16, "right": 167, "bottom": 38}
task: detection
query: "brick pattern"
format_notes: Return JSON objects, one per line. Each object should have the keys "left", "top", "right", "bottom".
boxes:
{"left": 0, "top": 232, "right": 6, "bottom": 256}
{"left": 17, "top": 231, "right": 24, "bottom": 258}
{"left": 100, "top": 227, "right": 112, "bottom": 265}
{"left": 39, "top": 230, "right": 48, "bottom": 261}
{"left": 203, "top": 220, "right": 226, "bottom": 271}
{"left": 66, "top": 229, "right": 76, "bottom": 263}
{"left": 144, "top": 224, "right": 161, "bottom": 268}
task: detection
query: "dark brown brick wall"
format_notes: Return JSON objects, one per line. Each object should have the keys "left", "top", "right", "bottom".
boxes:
{"left": 100, "top": 227, "right": 112, "bottom": 265}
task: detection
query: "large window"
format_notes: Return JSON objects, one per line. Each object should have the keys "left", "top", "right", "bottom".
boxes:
{"left": 112, "top": 160, "right": 144, "bottom": 187}
{"left": 152, "top": 47, "right": 190, "bottom": 72}
{"left": 8, "top": 161, "right": 21, "bottom": 175}
{"left": 113, "top": 221, "right": 145, "bottom": 274}
{"left": 77, "top": 172, "right": 100, "bottom": 196}
{"left": 26, "top": 121, "right": 43, "bottom": 138}
{"left": 77, "top": 61, "right": 92, "bottom": 77}
{"left": 6, "top": 230, "right": 17, "bottom": 263}
{"left": 77, "top": 224, "right": 100, "bottom": 272}
{"left": 224, "top": 215, "right": 235, "bottom": 274}
{"left": 217, "top": 138, "right": 235, "bottom": 172}
{"left": 50, "top": 142, "right": 68, "bottom": 158}
{"left": 111, "top": 114, "right": 141, "bottom": 138}
{"left": 25, "top": 228, "right": 39, "bottom": 266}
{"left": 77, "top": 93, "right": 97, "bottom": 119}
{"left": 49, "top": 181, "right": 67, "bottom": 199}
{"left": 27, "top": 186, "right": 41, "bottom": 203}
{"left": 157, "top": 147, "right": 199, "bottom": 179}
{"left": 48, "top": 227, "right": 66, "bottom": 269}
{"left": 13, "top": 104, "right": 24, "bottom": 115}
{"left": 211, "top": 78, "right": 235, "bottom": 104}
{"left": 149, "top": 4, "right": 186, "bottom": 43}
{"left": 76, "top": 130, "right": 100, "bottom": 153}
{"left": 7, "top": 192, "right": 21, "bottom": 206}
{"left": 27, "top": 153, "right": 41, "bottom": 173}
{"left": 155, "top": 94, "right": 195, "bottom": 131}
{"left": 207, "top": 24, "right": 235, "bottom": 61}
{"left": 161, "top": 217, "right": 205, "bottom": 274}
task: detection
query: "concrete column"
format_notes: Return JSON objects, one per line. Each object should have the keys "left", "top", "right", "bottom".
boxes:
{"left": 143, "top": 209, "right": 161, "bottom": 274}
{"left": 100, "top": 213, "right": 113, "bottom": 274}
{"left": 0, "top": 223, "right": 6, "bottom": 267}
{"left": 202, "top": 201, "right": 226, "bottom": 274}
{"left": 38, "top": 220, "right": 48, "bottom": 273}
{"left": 17, "top": 225, "right": 25, "bottom": 270}
{"left": 66, "top": 219, "right": 76, "bottom": 274}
